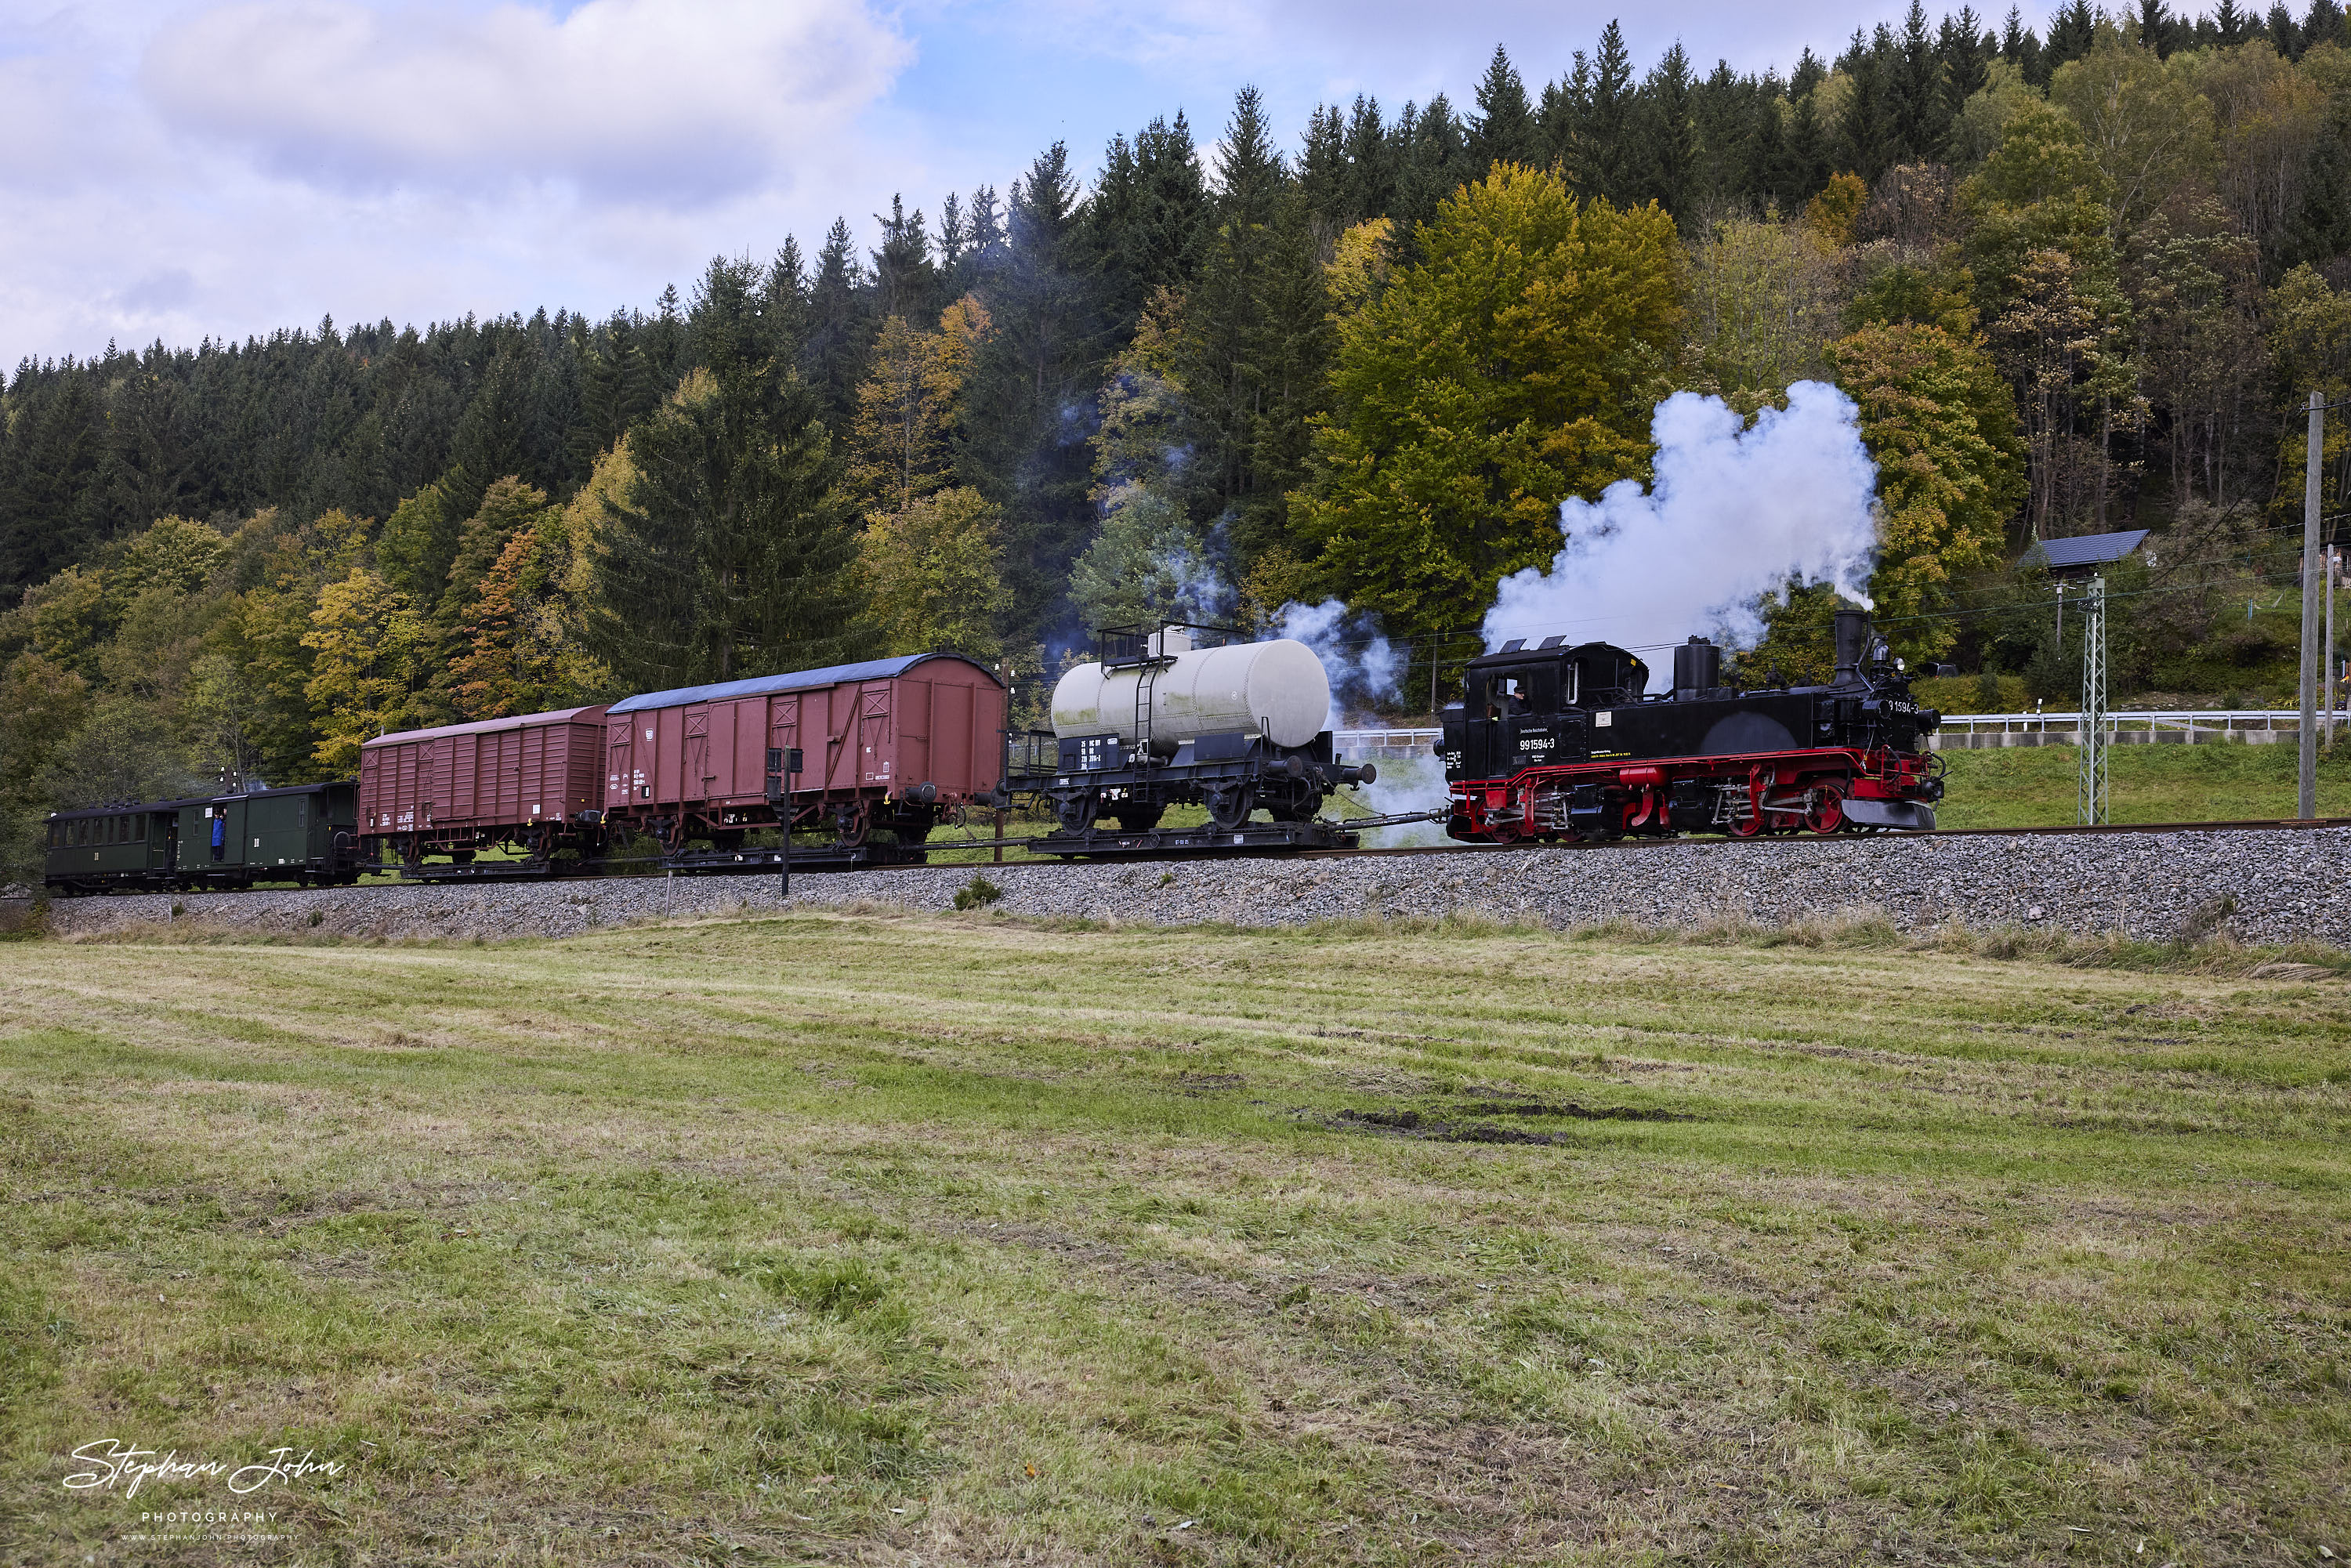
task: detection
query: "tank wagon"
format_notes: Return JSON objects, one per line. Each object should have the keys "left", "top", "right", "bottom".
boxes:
{"left": 1441, "top": 607, "right": 1943, "bottom": 842}
{"left": 44, "top": 782, "right": 360, "bottom": 894}
{"left": 998, "top": 624, "right": 1382, "bottom": 856}
{"left": 599, "top": 652, "right": 1006, "bottom": 869}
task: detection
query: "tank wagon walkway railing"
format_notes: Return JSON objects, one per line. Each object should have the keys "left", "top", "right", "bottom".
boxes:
{"left": 1333, "top": 714, "right": 2321, "bottom": 757}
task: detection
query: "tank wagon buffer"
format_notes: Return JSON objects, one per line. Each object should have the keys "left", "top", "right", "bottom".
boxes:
{"left": 1004, "top": 624, "right": 1404, "bottom": 856}
{"left": 1441, "top": 606, "right": 1947, "bottom": 844}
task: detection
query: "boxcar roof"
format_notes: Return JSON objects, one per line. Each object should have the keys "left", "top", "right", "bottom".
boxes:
{"left": 606, "top": 653, "right": 1002, "bottom": 716}
{"left": 360, "top": 705, "right": 607, "bottom": 750}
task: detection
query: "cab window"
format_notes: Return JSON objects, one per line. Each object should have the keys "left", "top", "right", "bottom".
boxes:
{"left": 1479, "top": 665, "right": 1561, "bottom": 719}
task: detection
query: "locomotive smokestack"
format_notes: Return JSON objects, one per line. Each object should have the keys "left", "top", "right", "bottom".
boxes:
{"left": 1832, "top": 606, "right": 1871, "bottom": 685}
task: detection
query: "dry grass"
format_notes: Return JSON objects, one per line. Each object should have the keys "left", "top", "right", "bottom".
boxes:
{"left": 2, "top": 910, "right": 2347, "bottom": 1566}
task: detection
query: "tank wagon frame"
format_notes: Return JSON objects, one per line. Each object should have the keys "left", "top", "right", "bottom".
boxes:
{"left": 999, "top": 623, "right": 1381, "bottom": 857}
{"left": 1443, "top": 608, "right": 1945, "bottom": 844}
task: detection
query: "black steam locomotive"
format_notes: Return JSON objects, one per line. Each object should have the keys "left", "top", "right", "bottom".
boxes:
{"left": 1441, "top": 607, "right": 1943, "bottom": 842}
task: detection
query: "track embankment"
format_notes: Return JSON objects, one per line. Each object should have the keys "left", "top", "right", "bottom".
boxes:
{"left": 34, "top": 824, "right": 2351, "bottom": 947}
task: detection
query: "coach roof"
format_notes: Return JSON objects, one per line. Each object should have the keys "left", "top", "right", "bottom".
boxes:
{"left": 605, "top": 653, "right": 1003, "bottom": 716}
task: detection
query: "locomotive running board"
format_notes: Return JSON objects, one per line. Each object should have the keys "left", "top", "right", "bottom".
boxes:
{"left": 1031, "top": 820, "right": 1360, "bottom": 856}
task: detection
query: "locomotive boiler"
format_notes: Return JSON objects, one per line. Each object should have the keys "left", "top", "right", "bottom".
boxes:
{"left": 1442, "top": 606, "right": 1943, "bottom": 842}
{"left": 1001, "top": 624, "right": 1382, "bottom": 854}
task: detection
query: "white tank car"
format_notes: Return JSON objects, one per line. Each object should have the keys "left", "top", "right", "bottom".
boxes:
{"left": 1052, "top": 632, "right": 1331, "bottom": 751}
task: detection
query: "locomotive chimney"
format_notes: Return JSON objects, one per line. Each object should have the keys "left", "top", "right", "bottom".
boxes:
{"left": 1832, "top": 606, "right": 1871, "bottom": 685}
{"left": 1672, "top": 636, "right": 1720, "bottom": 699}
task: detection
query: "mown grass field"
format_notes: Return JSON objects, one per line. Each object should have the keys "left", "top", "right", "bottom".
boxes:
{"left": 5, "top": 911, "right": 2346, "bottom": 1566}
{"left": 1934, "top": 741, "right": 2351, "bottom": 828}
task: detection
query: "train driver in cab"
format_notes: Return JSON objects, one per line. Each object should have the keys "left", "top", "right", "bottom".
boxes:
{"left": 1486, "top": 675, "right": 1532, "bottom": 723}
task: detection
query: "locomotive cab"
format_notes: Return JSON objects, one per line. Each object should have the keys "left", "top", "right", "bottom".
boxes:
{"left": 1440, "top": 639, "right": 1651, "bottom": 782}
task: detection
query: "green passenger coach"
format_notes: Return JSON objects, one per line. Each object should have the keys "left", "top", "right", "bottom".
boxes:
{"left": 44, "top": 782, "right": 361, "bottom": 895}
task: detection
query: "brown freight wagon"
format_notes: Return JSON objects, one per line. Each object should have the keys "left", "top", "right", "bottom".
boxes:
{"left": 359, "top": 705, "right": 610, "bottom": 867}
{"left": 602, "top": 654, "right": 1005, "bottom": 859}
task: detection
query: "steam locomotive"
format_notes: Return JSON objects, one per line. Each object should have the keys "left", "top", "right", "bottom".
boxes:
{"left": 1440, "top": 606, "right": 1943, "bottom": 842}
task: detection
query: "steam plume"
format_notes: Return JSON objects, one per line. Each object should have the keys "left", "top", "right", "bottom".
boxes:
{"left": 1275, "top": 598, "right": 1400, "bottom": 726}
{"left": 1483, "top": 382, "right": 1879, "bottom": 690}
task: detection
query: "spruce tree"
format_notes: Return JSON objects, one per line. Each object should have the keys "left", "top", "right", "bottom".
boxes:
{"left": 1343, "top": 96, "right": 1398, "bottom": 224}
{"left": 1636, "top": 44, "right": 1697, "bottom": 221}
{"left": 593, "top": 278, "right": 865, "bottom": 690}
{"left": 1895, "top": 0, "right": 1947, "bottom": 161}
{"left": 800, "top": 219, "right": 871, "bottom": 428}
{"left": 1838, "top": 33, "right": 1897, "bottom": 183}
{"left": 1469, "top": 45, "right": 1542, "bottom": 172}
{"left": 960, "top": 143, "right": 1109, "bottom": 643}
{"left": 2138, "top": 0, "right": 2176, "bottom": 56}
{"left": 871, "top": 195, "right": 936, "bottom": 323}
{"left": 1584, "top": 23, "right": 1639, "bottom": 205}
{"left": 2307, "top": 0, "right": 2346, "bottom": 51}
{"left": 1941, "top": 7, "right": 1994, "bottom": 120}
{"left": 2269, "top": 2, "right": 2304, "bottom": 54}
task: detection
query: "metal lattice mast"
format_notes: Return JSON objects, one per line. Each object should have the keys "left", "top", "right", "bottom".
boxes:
{"left": 2079, "top": 573, "right": 2109, "bottom": 826}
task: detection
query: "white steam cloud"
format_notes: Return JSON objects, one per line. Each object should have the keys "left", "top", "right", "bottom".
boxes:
{"left": 1275, "top": 599, "right": 1401, "bottom": 726}
{"left": 1484, "top": 382, "right": 1880, "bottom": 690}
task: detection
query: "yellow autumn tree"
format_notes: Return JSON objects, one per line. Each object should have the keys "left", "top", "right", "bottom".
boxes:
{"left": 854, "top": 487, "right": 1004, "bottom": 661}
{"left": 302, "top": 569, "right": 433, "bottom": 773}
{"left": 849, "top": 295, "right": 991, "bottom": 513}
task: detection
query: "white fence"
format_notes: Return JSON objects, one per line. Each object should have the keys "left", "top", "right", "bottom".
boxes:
{"left": 1929, "top": 711, "right": 2317, "bottom": 748}
{"left": 1332, "top": 727, "right": 1442, "bottom": 759}
{"left": 1333, "top": 714, "right": 2327, "bottom": 755}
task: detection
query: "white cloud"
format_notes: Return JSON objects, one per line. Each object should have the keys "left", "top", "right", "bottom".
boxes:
{"left": 140, "top": 0, "right": 912, "bottom": 201}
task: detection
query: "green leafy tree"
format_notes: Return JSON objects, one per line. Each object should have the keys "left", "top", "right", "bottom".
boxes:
{"left": 1826, "top": 321, "right": 2028, "bottom": 656}
{"left": 1291, "top": 163, "right": 1683, "bottom": 635}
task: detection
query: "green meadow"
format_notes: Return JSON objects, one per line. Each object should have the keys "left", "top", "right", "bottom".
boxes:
{"left": 3, "top": 910, "right": 2346, "bottom": 1564}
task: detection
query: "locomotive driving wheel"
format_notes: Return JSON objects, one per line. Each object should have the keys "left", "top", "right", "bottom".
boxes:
{"left": 1802, "top": 782, "right": 1847, "bottom": 835}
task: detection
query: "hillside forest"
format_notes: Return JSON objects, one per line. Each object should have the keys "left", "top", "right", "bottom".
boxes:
{"left": 9, "top": 2, "right": 2351, "bottom": 872}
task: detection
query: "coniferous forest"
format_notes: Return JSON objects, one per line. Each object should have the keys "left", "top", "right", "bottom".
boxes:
{"left": 8, "top": 2, "right": 2351, "bottom": 872}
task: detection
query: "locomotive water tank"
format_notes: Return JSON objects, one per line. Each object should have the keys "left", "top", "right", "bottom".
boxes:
{"left": 1051, "top": 632, "right": 1330, "bottom": 751}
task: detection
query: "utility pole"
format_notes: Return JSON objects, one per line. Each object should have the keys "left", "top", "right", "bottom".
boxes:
{"left": 2330, "top": 543, "right": 2340, "bottom": 748}
{"left": 2303, "top": 389, "right": 2324, "bottom": 818}
{"left": 2080, "top": 574, "right": 2108, "bottom": 826}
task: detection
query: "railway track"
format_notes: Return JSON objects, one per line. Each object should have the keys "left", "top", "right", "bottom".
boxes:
{"left": 321, "top": 813, "right": 2351, "bottom": 890}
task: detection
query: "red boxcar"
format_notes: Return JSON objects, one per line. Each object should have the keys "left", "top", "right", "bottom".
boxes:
{"left": 602, "top": 654, "right": 1005, "bottom": 852}
{"left": 359, "top": 705, "right": 610, "bottom": 866}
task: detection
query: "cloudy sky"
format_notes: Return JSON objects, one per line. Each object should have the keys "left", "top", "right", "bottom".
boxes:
{"left": 2, "top": 0, "right": 1936, "bottom": 368}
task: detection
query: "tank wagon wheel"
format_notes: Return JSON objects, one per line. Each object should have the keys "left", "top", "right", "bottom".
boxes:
{"left": 1802, "top": 783, "right": 1847, "bottom": 836}
{"left": 1056, "top": 794, "right": 1099, "bottom": 835}
{"left": 1205, "top": 784, "right": 1255, "bottom": 831}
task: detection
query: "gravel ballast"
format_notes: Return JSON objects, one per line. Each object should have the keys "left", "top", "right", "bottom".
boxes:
{"left": 34, "top": 826, "right": 2351, "bottom": 947}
